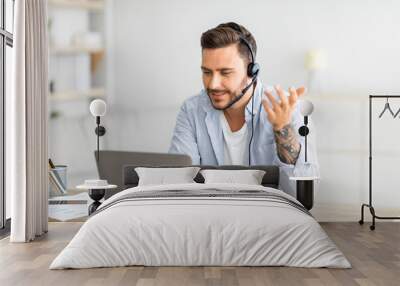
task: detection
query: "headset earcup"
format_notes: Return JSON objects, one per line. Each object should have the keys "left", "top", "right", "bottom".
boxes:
{"left": 247, "top": 62, "right": 260, "bottom": 77}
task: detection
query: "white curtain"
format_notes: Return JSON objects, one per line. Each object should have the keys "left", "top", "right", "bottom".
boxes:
{"left": 8, "top": 0, "right": 49, "bottom": 242}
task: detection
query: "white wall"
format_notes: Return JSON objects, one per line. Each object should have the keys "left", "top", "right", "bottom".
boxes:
{"left": 54, "top": 0, "right": 400, "bottom": 221}
{"left": 111, "top": 0, "right": 400, "bottom": 102}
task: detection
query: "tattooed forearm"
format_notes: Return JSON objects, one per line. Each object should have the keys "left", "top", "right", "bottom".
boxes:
{"left": 273, "top": 124, "right": 301, "bottom": 165}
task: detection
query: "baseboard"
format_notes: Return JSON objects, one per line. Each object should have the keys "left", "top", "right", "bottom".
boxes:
{"left": 311, "top": 203, "right": 400, "bottom": 222}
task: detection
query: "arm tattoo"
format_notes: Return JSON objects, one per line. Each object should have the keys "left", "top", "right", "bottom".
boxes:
{"left": 273, "top": 124, "right": 301, "bottom": 165}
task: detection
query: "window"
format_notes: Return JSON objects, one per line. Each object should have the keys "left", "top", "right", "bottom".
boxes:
{"left": 0, "top": 0, "right": 14, "bottom": 234}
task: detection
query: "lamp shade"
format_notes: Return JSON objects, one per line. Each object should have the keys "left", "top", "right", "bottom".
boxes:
{"left": 89, "top": 99, "right": 107, "bottom": 117}
{"left": 304, "top": 49, "right": 327, "bottom": 71}
{"left": 300, "top": 100, "right": 314, "bottom": 116}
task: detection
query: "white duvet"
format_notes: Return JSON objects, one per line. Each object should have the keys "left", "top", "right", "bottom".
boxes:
{"left": 50, "top": 183, "right": 351, "bottom": 269}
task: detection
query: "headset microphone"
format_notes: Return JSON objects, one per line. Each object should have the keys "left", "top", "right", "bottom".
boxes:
{"left": 221, "top": 73, "right": 258, "bottom": 111}
{"left": 219, "top": 28, "right": 260, "bottom": 111}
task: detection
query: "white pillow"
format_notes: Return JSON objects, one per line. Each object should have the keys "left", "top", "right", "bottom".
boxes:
{"left": 135, "top": 167, "right": 200, "bottom": 186}
{"left": 200, "top": 169, "right": 266, "bottom": 185}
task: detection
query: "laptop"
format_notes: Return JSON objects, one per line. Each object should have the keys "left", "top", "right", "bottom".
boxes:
{"left": 95, "top": 150, "right": 192, "bottom": 199}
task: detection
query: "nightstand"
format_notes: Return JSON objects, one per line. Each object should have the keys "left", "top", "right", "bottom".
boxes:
{"left": 289, "top": 176, "right": 319, "bottom": 210}
{"left": 77, "top": 181, "right": 117, "bottom": 215}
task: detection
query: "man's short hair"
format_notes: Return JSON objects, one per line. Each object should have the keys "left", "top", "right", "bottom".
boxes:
{"left": 200, "top": 22, "right": 257, "bottom": 64}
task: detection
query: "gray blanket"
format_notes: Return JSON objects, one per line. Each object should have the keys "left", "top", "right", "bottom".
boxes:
{"left": 92, "top": 189, "right": 312, "bottom": 217}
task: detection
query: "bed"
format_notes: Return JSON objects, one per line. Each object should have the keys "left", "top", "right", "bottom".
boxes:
{"left": 50, "top": 165, "right": 351, "bottom": 269}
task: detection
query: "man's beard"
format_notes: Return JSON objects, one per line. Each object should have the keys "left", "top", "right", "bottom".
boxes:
{"left": 206, "top": 77, "right": 249, "bottom": 111}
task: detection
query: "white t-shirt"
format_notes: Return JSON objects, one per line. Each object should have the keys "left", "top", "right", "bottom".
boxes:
{"left": 220, "top": 113, "right": 249, "bottom": 165}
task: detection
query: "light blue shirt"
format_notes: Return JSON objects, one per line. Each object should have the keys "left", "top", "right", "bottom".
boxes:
{"left": 169, "top": 81, "right": 318, "bottom": 173}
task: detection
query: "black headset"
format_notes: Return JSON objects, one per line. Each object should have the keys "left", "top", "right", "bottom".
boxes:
{"left": 220, "top": 23, "right": 260, "bottom": 110}
{"left": 225, "top": 22, "right": 259, "bottom": 77}
{"left": 237, "top": 37, "right": 260, "bottom": 79}
{"left": 217, "top": 23, "right": 259, "bottom": 165}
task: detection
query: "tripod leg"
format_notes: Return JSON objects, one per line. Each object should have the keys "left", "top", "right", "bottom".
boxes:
{"left": 359, "top": 204, "right": 365, "bottom": 225}
{"left": 369, "top": 206, "right": 376, "bottom": 231}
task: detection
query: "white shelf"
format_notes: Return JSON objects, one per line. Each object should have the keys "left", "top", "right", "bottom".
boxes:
{"left": 49, "top": 88, "right": 105, "bottom": 101}
{"left": 289, "top": 176, "right": 320, "bottom": 181}
{"left": 304, "top": 94, "right": 367, "bottom": 103}
{"left": 317, "top": 148, "right": 400, "bottom": 156}
{"left": 50, "top": 46, "right": 104, "bottom": 55}
{"left": 49, "top": 0, "right": 104, "bottom": 11}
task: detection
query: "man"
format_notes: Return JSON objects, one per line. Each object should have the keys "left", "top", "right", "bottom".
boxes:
{"left": 169, "top": 22, "right": 316, "bottom": 171}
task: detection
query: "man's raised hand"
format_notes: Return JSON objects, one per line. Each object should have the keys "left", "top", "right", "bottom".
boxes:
{"left": 262, "top": 85, "right": 306, "bottom": 131}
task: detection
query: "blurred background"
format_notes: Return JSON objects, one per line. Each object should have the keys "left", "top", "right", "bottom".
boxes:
{"left": 46, "top": 0, "right": 400, "bottom": 221}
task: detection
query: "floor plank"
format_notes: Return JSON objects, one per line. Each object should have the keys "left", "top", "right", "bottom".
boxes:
{"left": 0, "top": 222, "right": 399, "bottom": 286}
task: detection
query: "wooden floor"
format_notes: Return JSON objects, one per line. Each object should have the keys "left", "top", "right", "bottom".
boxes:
{"left": 0, "top": 222, "right": 399, "bottom": 286}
